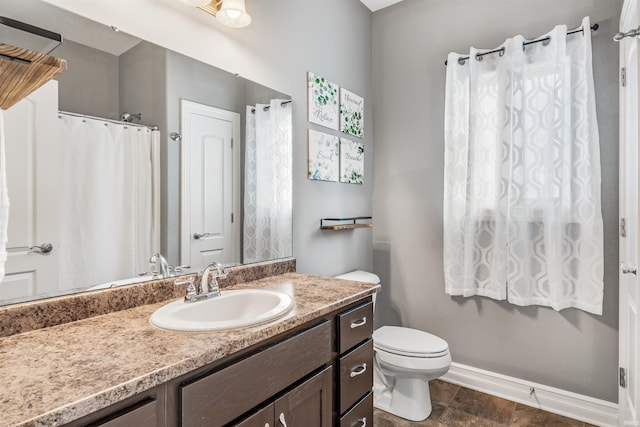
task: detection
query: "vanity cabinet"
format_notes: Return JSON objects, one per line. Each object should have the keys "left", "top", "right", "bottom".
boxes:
{"left": 61, "top": 296, "right": 374, "bottom": 427}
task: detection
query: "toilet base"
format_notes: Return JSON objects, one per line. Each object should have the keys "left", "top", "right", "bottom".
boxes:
{"left": 374, "top": 375, "right": 433, "bottom": 421}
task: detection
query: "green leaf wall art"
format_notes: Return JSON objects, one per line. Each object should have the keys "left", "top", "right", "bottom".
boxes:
{"left": 340, "top": 88, "right": 364, "bottom": 138}
{"left": 308, "top": 129, "right": 339, "bottom": 182}
{"left": 308, "top": 71, "right": 339, "bottom": 130}
{"left": 340, "top": 138, "right": 364, "bottom": 184}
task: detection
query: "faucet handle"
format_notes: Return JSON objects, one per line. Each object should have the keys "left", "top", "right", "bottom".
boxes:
{"left": 214, "top": 262, "right": 229, "bottom": 278}
{"left": 170, "top": 265, "right": 191, "bottom": 276}
{"left": 175, "top": 277, "right": 197, "bottom": 301}
{"left": 149, "top": 253, "right": 169, "bottom": 277}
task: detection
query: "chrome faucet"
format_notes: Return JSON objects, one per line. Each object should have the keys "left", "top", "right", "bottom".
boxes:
{"left": 179, "top": 262, "right": 228, "bottom": 302}
{"left": 148, "top": 254, "right": 191, "bottom": 279}
{"left": 149, "top": 253, "right": 170, "bottom": 278}
{"left": 199, "top": 262, "right": 228, "bottom": 296}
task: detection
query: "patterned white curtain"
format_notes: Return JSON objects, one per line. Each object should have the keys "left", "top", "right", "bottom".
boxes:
{"left": 443, "top": 17, "right": 604, "bottom": 314}
{"left": 243, "top": 99, "right": 292, "bottom": 263}
{"left": 58, "top": 114, "right": 161, "bottom": 289}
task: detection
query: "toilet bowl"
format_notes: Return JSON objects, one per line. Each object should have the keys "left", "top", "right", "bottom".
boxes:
{"left": 334, "top": 271, "right": 451, "bottom": 422}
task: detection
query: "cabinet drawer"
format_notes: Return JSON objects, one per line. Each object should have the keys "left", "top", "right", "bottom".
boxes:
{"left": 339, "top": 339, "right": 374, "bottom": 414}
{"left": 94, "top": 399, "right": 157, "bottom": 427}
{"left": 338, "top": 302, "right": 373, "bottom": 354}
{"left": 181, "top": 320, "right": 332, "bottom": 427}
{"left": 340, "top": 392, "right": 372, "bottom": 427}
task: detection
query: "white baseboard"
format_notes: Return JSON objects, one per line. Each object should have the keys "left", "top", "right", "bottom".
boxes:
{"left": 441, "top": 362, "right": 618, "bottom": 427}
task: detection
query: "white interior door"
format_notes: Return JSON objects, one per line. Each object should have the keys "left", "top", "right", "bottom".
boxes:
{"left": 1, "top": 81, "right": 59, "bottom": 301}
{"left": 180, "top": 100, "right": 240, "bottom": 270}
{"left": 620, "top": 0, "right": 640, "bottom": 424}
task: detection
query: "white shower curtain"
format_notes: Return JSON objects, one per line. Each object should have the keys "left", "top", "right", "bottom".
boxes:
{"left": 243, "top": 99, "right": 292, "bottom": 263}
{"left": 443, "top": 17, "right": 604, "bottom": 314}
{"left": 58, "top": 114, "right": 160, "bottom": 289}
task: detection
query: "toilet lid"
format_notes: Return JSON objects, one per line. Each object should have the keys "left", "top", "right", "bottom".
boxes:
{"left": 374, "top": 326, "right": 449, "bottom": 357}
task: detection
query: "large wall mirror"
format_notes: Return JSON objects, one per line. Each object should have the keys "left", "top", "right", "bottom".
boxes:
{"left": 0, "top": 0, "right": 293, "bottom": 306}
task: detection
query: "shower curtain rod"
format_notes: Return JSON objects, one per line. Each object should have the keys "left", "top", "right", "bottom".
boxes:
{"left": 250, "top": 99, "right": 292, "bottom": 114}
{"left": 444, "top": 23, "right": 599, "bottom": 66}
{"left": 58, "top": 110, "right": 159, "bottom": 130}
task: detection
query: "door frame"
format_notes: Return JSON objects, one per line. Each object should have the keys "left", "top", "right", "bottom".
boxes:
{"left": 179, "top": 99, "right": 241, "bottom": 267}
{"left": 619, "top": 0, "right": 639, "bottom": 424}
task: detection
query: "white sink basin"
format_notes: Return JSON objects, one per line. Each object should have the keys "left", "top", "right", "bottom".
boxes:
{"left": 149, "top": 289, "right": 295, "bottom": 332}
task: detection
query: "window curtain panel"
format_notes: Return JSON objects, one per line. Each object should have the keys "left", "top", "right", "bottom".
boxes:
{"left": 443, "top": 16, "right": 604, "bottom": 314}
{"left": 58, "top": 114, "right": 160, "bottom": 290}
{"left": 243, "top": 99, "right": 292, "bottom": 264}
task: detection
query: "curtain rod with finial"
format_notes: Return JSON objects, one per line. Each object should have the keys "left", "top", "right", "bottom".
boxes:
{"left": 444, "top": 23, "right": 599, "bottom": 66}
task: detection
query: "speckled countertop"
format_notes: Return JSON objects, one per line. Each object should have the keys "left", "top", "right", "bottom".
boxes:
{"left": 0, "top": 272, "right": 379, "bottom": 427}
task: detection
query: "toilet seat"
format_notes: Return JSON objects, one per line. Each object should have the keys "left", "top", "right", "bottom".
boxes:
{"left": 374, "top": 326, "right": 449, "bottom": 358}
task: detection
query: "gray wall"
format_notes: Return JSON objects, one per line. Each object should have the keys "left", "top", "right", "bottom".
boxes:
{"left": 372, "top": 0, "right": 621, "bottom": 402}
{"left": 54, "top": 39, "right": 120, "bottom": 118}
{"left": 119, "top": 41, "right": 167, "bottom": 132}
{"left": 225, "top": 0, "right": 374, "bottom": 276}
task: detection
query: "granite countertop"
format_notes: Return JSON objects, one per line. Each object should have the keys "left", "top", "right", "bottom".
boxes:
{"left": 0, "top": 272, "right": 379, "bottom": 427}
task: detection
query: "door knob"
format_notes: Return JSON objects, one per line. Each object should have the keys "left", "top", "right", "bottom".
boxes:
{"left": 30, "top": 243, "right": 53, "bottom": 254}
{"left": 193, "top": 232, "right": 214, "bottom": 240}
{"left": 620, "top": 261, "right": 637, "bottom": 275}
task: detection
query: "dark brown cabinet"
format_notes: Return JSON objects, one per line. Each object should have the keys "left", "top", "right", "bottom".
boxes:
{"left": 180, "top": 321, "right": 332, "bottom": 426}
{"left": 234, "top": 366, "right": 333, "bottom": 427}
{"left": 340, "top": 392, "right": 372, "bottom": 427}
{"left": 62, "top": 296, "right": 374, "bottom": 427}
{"left": 62, "top": 386, "right": 165, "bottom": 427}
{"left": 336, "top": 301, "right": 374, "bottom": 426}
{"left": 93, "top": 400, "right": 158, "bottom": 427}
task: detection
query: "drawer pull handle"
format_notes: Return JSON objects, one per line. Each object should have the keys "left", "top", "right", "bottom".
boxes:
{"left": 350, "top": 363, "right": 367, "bottom": 377}
{"left": 279, "top": 412, "right": 287, "bottom": 427}
{"left": 351, "top": 417, "right": 367, "bottom": 427}
{"left": 350, "top": 317, "right": 367, "bottom": 328}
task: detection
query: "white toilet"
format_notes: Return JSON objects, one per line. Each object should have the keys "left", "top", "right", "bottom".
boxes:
{"left": 335, "top": 271, "right": 451, "bottom": 422}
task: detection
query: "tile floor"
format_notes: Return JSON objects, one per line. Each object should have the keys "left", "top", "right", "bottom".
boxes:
{"left": 373, "top": 380, "right": 599, "bottom": 427}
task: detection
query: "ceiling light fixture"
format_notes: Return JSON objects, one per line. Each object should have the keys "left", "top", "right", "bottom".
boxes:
{"left": 180, "top": 0, "right": 252, "bottom": 29}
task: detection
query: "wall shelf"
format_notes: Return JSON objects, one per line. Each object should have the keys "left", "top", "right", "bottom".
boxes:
{"left": 320, "top": 217, "right": 373, "bottom": 231}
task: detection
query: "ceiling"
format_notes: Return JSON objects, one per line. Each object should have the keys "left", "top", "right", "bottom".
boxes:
{"left": 359, "top": 0, "right": 404, "bottom": 12}
{"left": 1, "top": 0, "right": 142, "bottom": 56}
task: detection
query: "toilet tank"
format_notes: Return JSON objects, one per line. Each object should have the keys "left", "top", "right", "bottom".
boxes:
{"left": 334, "top": 270, "right": 380, "bottom": 307}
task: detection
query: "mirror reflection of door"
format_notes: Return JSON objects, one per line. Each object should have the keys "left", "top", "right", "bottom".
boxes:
{"left": 2, "top": 81, "right": 59, "bottom": 301}
{"left": 180, "top": 100, "right": 240, "bottom": 270}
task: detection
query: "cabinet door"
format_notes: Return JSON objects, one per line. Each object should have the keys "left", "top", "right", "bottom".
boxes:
{"left": 233, "top": 404, "right": 274, "bottom": 427}
{"left": 274, "top": 366, "right": 332, "bottom": 427}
